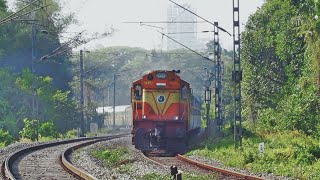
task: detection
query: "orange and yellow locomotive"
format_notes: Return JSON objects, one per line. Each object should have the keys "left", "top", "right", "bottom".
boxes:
{"left": 131, "top": 70, "right": 201, "bottom": 154}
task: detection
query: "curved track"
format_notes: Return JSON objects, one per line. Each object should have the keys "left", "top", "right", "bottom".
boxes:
{"left": 1, "top": 134, "right": 127, "bottom": 180}
{"left": 144, "top": 152, "right": 265, "bottom": 180}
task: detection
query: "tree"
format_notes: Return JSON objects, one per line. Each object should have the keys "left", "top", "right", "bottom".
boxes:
{"left": 16, "top": 69, "right": 78, "bottom": 133}
{"left": 0, "top": 0, "right": 74, "bottom": 91}
{"left": 241, "top": 0, "right": 320, "bottom": 135}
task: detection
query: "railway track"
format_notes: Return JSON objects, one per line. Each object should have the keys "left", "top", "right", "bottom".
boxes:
{"left": 144, "top": 152, "right": 266, "bottom": 180}
{"left": 1, "top": 134, "right": 127, "bottom": 180}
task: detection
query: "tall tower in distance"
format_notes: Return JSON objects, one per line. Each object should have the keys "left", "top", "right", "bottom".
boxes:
{"left": 167, "top": 2, "right": 198, "bottom": 50}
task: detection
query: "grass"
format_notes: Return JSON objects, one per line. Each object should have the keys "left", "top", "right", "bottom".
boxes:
{"left": 187, "top": 127, "right": 320, "bottom": 179}
{"left": 91, "top": 146, "right": 132, "bottom": 167}
{"left": 92, "top": 146, "right": 218, "bottom": 179}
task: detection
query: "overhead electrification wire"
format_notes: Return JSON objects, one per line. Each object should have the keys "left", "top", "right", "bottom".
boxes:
{"left": 169, "top": 0, "right": 231, "bottom": 36}
{"left": 139, "top": 23, "right": 164, "bottom": 30}
{"left": 82, "top": 55, "right": 120, "bottom": 77}
{"left": 0, "top": 3, "right": 51, "bottom": 25}
{"left": 0, "top": 0, "right": 38, "bottom": 23}
{"left": 168, "top": 30, "right": 214, "bottom": 34}
{"left": 71, "top": 54, "right": 120, "bottom": 77}
{"left": 123, "top": 21, "right": 205, "bottom": 24}
{"left": 39, "top": 31, "right": 85, "bottom": 61}
{"left": 157, "top": 30, "right": 213, "bottom": 63}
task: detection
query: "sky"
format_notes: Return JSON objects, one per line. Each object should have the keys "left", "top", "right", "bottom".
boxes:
{"left": 7, "top": 0, "right": 265, "bottom": 50}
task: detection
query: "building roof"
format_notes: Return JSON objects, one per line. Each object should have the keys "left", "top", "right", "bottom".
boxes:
{"left": 96, "top": 105, "right": 131, "bottom": 114}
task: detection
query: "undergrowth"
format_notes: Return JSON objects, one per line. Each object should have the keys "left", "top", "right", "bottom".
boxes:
{"left": 91, "top": 146, "right": 131, "bottom": 167}
{"left": 187, "top": 125, "right": 320, "bottom": 179}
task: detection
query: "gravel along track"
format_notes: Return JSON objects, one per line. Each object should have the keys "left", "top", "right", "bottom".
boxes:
{"left": 71, "top": 136, "right": 170, "bottom": 180}
{"left": 11, "top": 141, "right": 82, "bottom": 180}
{"left": 146, "top": 155, "right": 249, "bottom": 180}
{"left": 146, "top": 155, "right": 212, "bottom": 173}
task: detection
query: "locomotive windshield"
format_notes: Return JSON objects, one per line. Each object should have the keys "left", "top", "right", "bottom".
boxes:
{"left": 156, "top": 72, "right": 167, "bottom": 79}
{"left": 181, "top": 85, "right": 188, "bottom": 100}
{"left": 134, "top": 84, "right": 142, "bottom": 100}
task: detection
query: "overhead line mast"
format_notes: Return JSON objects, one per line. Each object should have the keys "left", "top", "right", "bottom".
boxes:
{"left": 233, "top": 0, "right": 242, "bottom": 148}
{"left": 213, "top": 22, "right": 223, "bottom": 134}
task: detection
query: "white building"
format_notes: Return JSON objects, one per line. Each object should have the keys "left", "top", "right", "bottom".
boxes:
{"left": 167, "top": 3, "right": 199, "bottom": 50}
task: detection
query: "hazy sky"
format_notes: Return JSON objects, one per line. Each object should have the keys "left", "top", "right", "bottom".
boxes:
{"left": 7, "top": 0, "right": 265, "bottom": 50}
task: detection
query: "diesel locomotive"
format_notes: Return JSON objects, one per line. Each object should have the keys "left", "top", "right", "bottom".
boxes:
{"left": 131, "top": 70, "right": 201, "bottom": 154}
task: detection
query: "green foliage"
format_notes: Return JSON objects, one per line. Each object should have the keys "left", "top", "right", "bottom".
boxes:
{"left": 0, "top": 0, "right": 7, "bottom": 12}
{"left": 242, "top": 0, "right": 320, "bottom": 137}
{"left": 257, "top": 79, "right": 320, "bottom": 135}
{"left": 188, "top": 129, "right": 320, "bottom": 179}
{"left": 19, "top": 118, "right": 38, "bottom": 141}
{"left": 39, "top": 121, "right": 58, "bottom": 138}
{"left": 63, "top": 129, "right": 78, "bottom": 139}
{"left": 91, "top": 146, "right": 131, "bottom": 167}
{"left": 0, "top": 128, "right": 14, "bottom": 146}
{"left": 0, "top": 0, "right": 79, "bottom": 140}
{"left": 15, "top": 68, "right": 79, "bottom": 134}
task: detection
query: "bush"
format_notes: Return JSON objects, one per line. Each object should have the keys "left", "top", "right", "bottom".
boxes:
{"left": 0, "top": 128, "right": 14, "bottom": 147}
{"left": 19, "top": 118, "right": 38, "bottom": 141}
{"left": 188, "top": 130, "right": 320, "bottom": 179}
{"left": 64, "top": 129, "right": 78, "bottom": 139}
{"left": 39, "top": 121, "right": 58, "bottom": 138}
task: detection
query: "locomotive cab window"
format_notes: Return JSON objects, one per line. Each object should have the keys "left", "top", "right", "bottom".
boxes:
{"left": 156, "top": 72, "right": 167, "bottom": 79}
{"left": 134, "top": 84, "right": 142, "bottom": 100}
{"left": 181, "top": 85, "right": 188, "bottom": 100}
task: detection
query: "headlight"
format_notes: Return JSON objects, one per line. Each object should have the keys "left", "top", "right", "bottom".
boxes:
{"left": 142, "top": 115, "right": 147, "bottom": 119}
{"left": 173, "top": 116, "right": 179, "bottom": 120}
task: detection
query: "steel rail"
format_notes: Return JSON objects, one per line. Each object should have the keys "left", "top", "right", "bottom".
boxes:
{"left": 176, "top": 154, "right": 265, "bottom": 180}
{"left": 143, "top": 151, "right": 265, "bottom": 179}
{"left": 60, "top": 134, "right": 127, "bottom": 180}
{"left": 1, "top": 134, "right": 128, "bottom": 180}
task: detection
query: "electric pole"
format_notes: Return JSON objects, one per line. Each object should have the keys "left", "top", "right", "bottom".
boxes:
{"left": 213, "top": 22, "right": 223, "bottom": 134}
{"left": 233, "top": 0, "right": 242, "bottom": 148}
{"left": 204, "top": 70, "right": 211, "bottom": 136}
{"left": 31, "top": 22, "right": 39, "bottom": 141}
{"left": 80, "top": 50, "right": 85, "bottom": 136}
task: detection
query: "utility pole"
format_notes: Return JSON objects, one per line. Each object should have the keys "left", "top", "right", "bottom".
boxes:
{"left": 221, "top": 59, "right": 225, "bottom": 128}
{"left": 80, "top": 50, "right": 85, "bottom": 136}
{"left": 204, "top": 68, "right": 214, "bottom": 136}
{"left": 214, "top": 22, "right": 222, "bottom": 133}
{"left": 113, "top": 73, "right": 116, "bottom": 129}
{"left": 31, "top": 23, "right": 39, "bottom": 141}
{"left": 233, "top": 0, "right": 242, "bottom": 148}
{"left": 204, "top": 70, "right": 211, "bottom": 135}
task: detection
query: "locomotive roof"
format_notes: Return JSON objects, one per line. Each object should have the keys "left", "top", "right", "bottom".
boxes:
{"left": 133, "top": 70, "right": 189, "bottom": 86}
